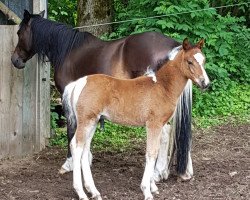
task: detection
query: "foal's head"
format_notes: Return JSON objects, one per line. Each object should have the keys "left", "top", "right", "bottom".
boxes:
{"left": 11, "top": 10, "right": 44, "bottom": 69}
{"left": 180, "top": 38, "right": 210, "bottom": 90}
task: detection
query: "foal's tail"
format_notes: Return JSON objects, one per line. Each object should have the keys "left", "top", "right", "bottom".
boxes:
{"left": 62, "top": 81, "right": 77, "bottom": 129}
{"left": 173, "top": 80, "right": 192, "bottom": 175}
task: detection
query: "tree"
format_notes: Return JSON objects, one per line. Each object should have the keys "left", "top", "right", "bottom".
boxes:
{"left": 77, "top": 0, "right": 113, "bottom": 36}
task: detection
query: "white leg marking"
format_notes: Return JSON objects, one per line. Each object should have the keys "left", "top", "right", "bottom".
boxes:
{"left": 180, "top": 150, "right": 193, "bottom": 181}
{"left": 141, "top": 154, "right": 156, "bottom": 200}
{"left": 71, "top": 136, "right": 88, "bottom": 199}
{"left": 81, "top": 123, "right": 102, "bottom": 199}
{"left": 193, "top": 53, "right": 210, "bottom": 85}
{"left": 59, "top": 157, "right": 73, "bottom": 174}
{"left": 154, "top": 124, "right": 171, "bottom": 182}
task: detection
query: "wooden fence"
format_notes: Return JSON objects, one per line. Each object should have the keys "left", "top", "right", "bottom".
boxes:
{"left": 0, "top": 25, "right": 50, "bottom": 159}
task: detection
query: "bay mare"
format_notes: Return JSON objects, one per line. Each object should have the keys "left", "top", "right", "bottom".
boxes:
{"left": 63, "top": 39, "right": 210, "bottom": 200}
{"left": 11, "top": 10, "right": 193, "bottom": 180}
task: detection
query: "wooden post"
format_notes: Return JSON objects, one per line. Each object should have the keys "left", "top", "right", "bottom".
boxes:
{"left": 0, "top": 2, "right": 21, "bottom": 24}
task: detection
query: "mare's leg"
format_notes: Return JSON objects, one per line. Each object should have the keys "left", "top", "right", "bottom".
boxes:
{"left": 153, "top": 124, "right": 172, "bottom": 182}
{"left": 179, "top": 150, "right": 193, "bottom": 180}
{"left": 71, "top": 128, "right": 88, "bottom": 200}
{"left": 141, "top": 124, "right": 162, "bottom": 200}
{"left": 59, "top": 121, "right": 76, "bottom": 174}
{"left": 81, "top": 121, "right": 102, "bottom": 200}
{"left": 60, "top": 118, "right": 93, "bottom": 174}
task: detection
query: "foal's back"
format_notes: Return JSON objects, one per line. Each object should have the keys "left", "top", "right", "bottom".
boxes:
{"left": 76, "top": 74, "right": 171, "bottom": 126}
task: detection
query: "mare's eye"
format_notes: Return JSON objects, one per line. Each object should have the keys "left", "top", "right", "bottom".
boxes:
{"left": 187, "top": 60, "right": 193, "bottom": 65}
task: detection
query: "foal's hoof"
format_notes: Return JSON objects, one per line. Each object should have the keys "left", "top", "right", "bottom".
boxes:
{"left": 92, "top": 195, "right": 102, "bottom": 200}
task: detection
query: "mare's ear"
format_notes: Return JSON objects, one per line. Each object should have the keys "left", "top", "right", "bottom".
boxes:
{"left": 182, "top": 38, "right": 191, "bottom": 51}
{"left": 23, "top": 9, "right": 31, "bottom": 23}
{"left": 196, "top": 38, "right": 205, "bottom": 49}
{"left": 39, "top": 10, "right": 45, "bottom": 18}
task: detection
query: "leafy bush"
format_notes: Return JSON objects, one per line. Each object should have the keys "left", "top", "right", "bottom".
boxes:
{"left": 48, "top": 0, "right": 77, "bottom": 25}
{"left": 111, "top": 0, "right": 250, "bottom": 119}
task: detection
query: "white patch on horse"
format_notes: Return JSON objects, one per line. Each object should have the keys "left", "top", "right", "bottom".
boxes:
{"left": 145, "top": 67, "right": 157, "bottom": 83}
{"left": 168, "top": 45, "right": 182, "bottom": 60}
{"left": 72, "top": 76, "right": 88, "bottom": 119}
{"left": 61, "top": 157, "right": 73, "bottom": 172}
{"left": 194, "top": 53, "right": 210, "bottom": 85}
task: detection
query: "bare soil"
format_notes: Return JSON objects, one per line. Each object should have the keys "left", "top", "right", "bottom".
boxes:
{"left": 0, "top": 124, "right": 249, "bottom": 200}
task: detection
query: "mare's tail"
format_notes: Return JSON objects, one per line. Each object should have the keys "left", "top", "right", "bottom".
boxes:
{"left": 173, "top": 80, "right": 192, "bottom": 175}
{"left": 62, "top": 81, "right": 78, "bottom": 129}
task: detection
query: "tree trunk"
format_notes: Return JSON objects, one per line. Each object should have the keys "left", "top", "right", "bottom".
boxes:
{"left": 77, "top": 0, "right": 112, "bottom": 37}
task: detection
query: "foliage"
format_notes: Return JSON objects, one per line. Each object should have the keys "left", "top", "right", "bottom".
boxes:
{"left": 110, "top": 0, "right": 250, "bottom": 119}
{"left": 49, "top": 122, "right": 146, "bottom": 151}
{"left": 48, "top": 0, "right": 77, "bottom": 25}
{"left": 50, "top": 104, "right": 59, "bottom": 129}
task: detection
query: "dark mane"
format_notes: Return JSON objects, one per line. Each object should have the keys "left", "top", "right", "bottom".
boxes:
{"left": 28, "top": 15, "right": 88, "bottom": 68}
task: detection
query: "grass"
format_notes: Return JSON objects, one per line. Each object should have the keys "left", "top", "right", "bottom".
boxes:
{"left": 49, "top": 121, "right": 146, "bottom": 152}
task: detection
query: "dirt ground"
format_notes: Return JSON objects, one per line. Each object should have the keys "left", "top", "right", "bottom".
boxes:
{"left": 0, "top": 124, "right": 249, "bottom": 200}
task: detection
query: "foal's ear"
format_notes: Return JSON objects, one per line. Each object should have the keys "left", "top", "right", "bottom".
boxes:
{"left": 39, "top": 10, "right": 45, "bottom": 18}
{"left": 182, "top": 38, "right": 191, "bottom": 51}
{"left": 196, "top": 38, "right": 205, "bottom": 49}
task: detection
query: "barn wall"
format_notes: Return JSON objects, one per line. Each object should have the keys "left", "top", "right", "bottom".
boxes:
{"left": 0, "top": 0, "right": 33, "bottom": 24}
{"left": 0, "top": 0, "right": 50, "bottom": 159}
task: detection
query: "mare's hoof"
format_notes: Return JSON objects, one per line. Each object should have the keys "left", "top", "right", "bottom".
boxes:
{"left": 178, "top": 173, "right": 193, "bottom": 181}
{"left": 58, "top": 167, "right": 69, "bottom": 174}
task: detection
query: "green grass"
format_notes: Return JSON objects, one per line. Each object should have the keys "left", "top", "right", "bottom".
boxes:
{"left": 49, "top": 122, "right": 146, "bottom": 152}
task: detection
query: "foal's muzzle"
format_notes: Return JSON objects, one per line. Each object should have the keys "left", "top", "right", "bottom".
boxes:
{"left": 198, "top": 78, "right": 210, "bottom": 90}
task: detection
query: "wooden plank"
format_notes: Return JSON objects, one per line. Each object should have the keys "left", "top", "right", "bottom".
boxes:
{"left": 7, "top": 25, "right": 23, "bottom": 156}
{"left": 0, "top": 2, "right": 21, "bottom": 24}
{"left": 0, "top": 25, "right": 10, "bottom": 159}
{"left": 22, "top": 56, "right": 38, "bottom": 155}
{"left": 0, "top": 25, "right": 23, "bottom": 158}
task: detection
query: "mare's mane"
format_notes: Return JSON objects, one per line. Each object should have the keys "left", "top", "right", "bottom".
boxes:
{"left": 23, "top": 15, "right": 90, "bottom": 68}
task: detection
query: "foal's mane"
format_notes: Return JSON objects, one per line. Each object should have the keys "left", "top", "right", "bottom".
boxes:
{"left": 26, "top": 15, "right": 89, "bottom": 68}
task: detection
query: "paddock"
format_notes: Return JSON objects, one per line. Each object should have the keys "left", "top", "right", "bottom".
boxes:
{"left": 0, "top": 124, "right": 248, "bottom": 199}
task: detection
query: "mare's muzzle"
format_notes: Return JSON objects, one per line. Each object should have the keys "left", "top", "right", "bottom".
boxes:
{"left": 11, "top": 53, "right": 25, "bottom": 69}
{"left": 198, "top": 78, "right": 210, "bottom": 90}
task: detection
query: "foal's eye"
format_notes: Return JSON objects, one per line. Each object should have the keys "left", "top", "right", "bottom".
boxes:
{"left": 17, "top": 30, "right": 20, "bottom": 35}
{"left": 187, "top": 60, "right": 193, "bottom": 65}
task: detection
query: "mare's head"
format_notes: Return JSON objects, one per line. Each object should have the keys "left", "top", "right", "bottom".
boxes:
{"left": 11, "top": 10, "right": 45, "bottom": 69}
{"left": 180, "top": 38, "right": 210, "bottom": 90}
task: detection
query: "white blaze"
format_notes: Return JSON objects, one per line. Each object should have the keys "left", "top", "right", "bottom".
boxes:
{"left": 193, "top": 53, "right": 210, "bottom": 85}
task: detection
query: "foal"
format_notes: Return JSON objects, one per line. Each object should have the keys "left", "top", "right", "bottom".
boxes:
{"left": 63, "top": 38, "right": 209, "bottom": 200}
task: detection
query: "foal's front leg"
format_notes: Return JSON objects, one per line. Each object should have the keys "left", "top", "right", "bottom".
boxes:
{"left": 141, "top": 125, "right": 162, "bottom": 200}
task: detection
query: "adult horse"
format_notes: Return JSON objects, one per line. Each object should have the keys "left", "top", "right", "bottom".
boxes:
{"left": 11, "top": 10, "right": 193, "bottom": 180}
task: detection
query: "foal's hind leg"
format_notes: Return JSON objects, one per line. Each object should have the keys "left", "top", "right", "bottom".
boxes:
{"left": 71, "top": 129, "right": 88, "bottom": 200}
{"left": 81, "top": 121, "right": 102, "bottom": 200}
{"left": 141, "top": 124, "right": 162, "bottom": 200}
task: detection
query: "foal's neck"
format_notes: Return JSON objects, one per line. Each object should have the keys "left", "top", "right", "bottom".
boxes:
{"left": 156, "top": 52, "right": 188, "bottom": 103}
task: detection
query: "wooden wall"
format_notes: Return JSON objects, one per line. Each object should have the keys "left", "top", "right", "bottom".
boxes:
{"left": 0, "top": 25, "right": 50, "bottom": 159}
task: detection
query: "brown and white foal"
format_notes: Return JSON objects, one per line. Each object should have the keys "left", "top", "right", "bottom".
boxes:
{"left": 63, "top": 38, "right": 210, "bottom": 200}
